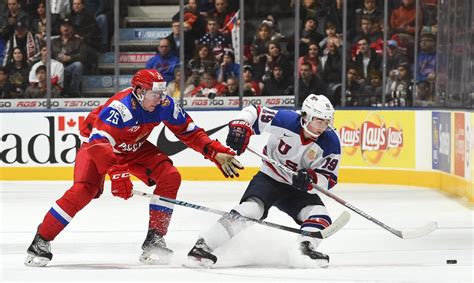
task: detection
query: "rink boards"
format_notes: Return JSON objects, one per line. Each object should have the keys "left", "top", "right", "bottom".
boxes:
{"left": 0, "top": 109, "right": 472, "bottom": 201}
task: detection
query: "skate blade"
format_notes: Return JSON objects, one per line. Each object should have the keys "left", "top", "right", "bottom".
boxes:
{"left": 183, "top": 256, "right": 214, "bottom": 268}
{"left": 24, "top": 254, "right": 50, "bottom": 267}
{"left": 139, "top": 250, "right": 172, "bottom": 265}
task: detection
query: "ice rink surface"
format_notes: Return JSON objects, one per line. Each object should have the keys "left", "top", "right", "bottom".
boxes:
{"left": 1, "top": 181, "right": 473, "bottom": 282}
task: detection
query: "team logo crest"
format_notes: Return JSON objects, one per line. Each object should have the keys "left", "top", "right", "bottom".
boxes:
{"left": 161, "top": 98, "right": 170, "bottom": 107}
{"left": 307, "top": 149, "right": 317, "bottom": 161}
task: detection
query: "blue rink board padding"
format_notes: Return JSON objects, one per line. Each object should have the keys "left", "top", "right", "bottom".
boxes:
{"left": 82, "top": 75, "right": 133, "bottom": 90}
{"left": 119, "top": 28, "right": 171, "bottom": 41}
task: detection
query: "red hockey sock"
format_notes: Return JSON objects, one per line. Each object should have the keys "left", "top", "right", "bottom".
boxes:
{"left": 38, "top": 183, "right": 99, "bottom": 241}
{"left": 148, "top": 165, "right": 181, "bottom": 235}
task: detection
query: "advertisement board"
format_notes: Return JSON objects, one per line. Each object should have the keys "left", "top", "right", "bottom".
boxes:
{"left": 334, "top": 110, "right": 415, "bottom": 168}
{"left": 432, "top": 112, "right": 451, "bottom": 173}
{"left": 454, "top": 113, "right": 466, "bottom": 177}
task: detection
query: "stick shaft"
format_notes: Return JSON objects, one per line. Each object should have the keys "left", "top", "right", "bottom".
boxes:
{"left": 246, "top": 146, "right": 437, "bottom": 239}
{"left": 132, "top": 190, "right": 328, "bottom": 238}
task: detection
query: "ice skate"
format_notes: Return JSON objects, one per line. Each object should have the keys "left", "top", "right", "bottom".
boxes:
{"left": 25, "top": 233, "right": 52, "bottom": 267}
{"left": 139, "top": 229, "right": 173, "bottom": 264}
{"left": 186, "top": 238, "right": 217, "bottom": 268}
{"left": 300, "top": 241, "right": 329, "bottom": 268}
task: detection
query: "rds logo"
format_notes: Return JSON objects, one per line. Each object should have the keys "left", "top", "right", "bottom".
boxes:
{"left": 339, "top": 112, "right": 403, "bottom": 165}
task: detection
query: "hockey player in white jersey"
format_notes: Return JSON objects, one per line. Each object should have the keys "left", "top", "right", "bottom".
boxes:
{"left": 187, "top": 94, "right": 341, "bottom": 267}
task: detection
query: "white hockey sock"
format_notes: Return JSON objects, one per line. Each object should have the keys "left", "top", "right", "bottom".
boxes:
{"left": 297, "top": 205, "right": 331, "bottom": 249}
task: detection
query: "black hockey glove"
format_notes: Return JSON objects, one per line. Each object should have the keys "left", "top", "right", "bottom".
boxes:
{"left": 292, "top": 169, "right": 318, "bottom": 191}
{"left": 226, "top": 120, "right": 253, "bottom": 155}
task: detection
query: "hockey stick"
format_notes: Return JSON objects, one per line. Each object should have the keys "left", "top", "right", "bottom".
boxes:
{"left": 132, "top": 189, "right": 350, "bottom": 239}
{"left": 247, "top": 146, "right": 438, "bottom": 239}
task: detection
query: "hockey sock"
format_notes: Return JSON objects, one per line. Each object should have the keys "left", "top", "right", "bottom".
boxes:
{"left": 148, "top": 195, "right": 174, "bottom": 236}
{"left": 148, "top": 166, "right": 180, "bottom": 235}
{"left": 39, "top": 183, "right": 99, "bottom": 241}
{"left": 297, "top": 205, "right": 331, "bottom": 249}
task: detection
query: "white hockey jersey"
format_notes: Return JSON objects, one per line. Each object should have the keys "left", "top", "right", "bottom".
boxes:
{"left": 238, "top": 105, "right": 342, "bottom": 192}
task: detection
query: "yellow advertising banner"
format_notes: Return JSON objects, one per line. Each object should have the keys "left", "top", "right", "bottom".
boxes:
{"left": 334, "top": 110, "right": 415, "bottom": 168}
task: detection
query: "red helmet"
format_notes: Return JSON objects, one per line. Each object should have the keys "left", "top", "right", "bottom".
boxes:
{"left": 130, "top": 69, "right": 167, "bottom": 103}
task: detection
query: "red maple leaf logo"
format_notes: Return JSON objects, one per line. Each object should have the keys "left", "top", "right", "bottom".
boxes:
{"left": 67, "top": 118, "right": 76, "bottom": 127}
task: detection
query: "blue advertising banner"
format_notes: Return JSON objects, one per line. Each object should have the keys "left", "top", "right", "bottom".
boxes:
{"left": 120, "top": 28, "right": 171, "bottom": 41}
{"left": 432, "top": 112, "right": 451, "bottom": 173}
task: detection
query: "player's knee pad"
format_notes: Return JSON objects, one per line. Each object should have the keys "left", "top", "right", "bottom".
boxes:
{"left": 232, "top": 197, "right": 265, "bottom": 220}
{"left": 149, "top": 162, "right": 181, "bottom": 199}
{"left": 57, "top": 182, "right": 100, "bottom": 216}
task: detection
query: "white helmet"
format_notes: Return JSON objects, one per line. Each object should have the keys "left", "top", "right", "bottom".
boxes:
{"left": 300, "top": 94, "right": 335, "bottom": 137}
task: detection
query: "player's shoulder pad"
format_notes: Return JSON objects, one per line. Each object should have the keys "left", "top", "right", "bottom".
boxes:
{"left": 99, "top": 97, "right": 133, "bottom": 127}
{"left": 270, "top": 110, "right": 301, "bottom": 135}
{"left": 159, "top": 95, "right": 186, "bottom": 121}
{"left": 315, "top": 129, "right": 341, "bottom": 157}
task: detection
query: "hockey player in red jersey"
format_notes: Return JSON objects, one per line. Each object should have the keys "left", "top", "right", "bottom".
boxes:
{"left": 187, "top": 94, "right": 341, "bottom": 267}
{"left": 25, "top": 69, "right": 243, "bottom": 267}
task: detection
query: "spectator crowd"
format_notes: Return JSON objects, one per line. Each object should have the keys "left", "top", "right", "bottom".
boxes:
{"left": 0, "top": 0, "right": 439, "bottom": 107}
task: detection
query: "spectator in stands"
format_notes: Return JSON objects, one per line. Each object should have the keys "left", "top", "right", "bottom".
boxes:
{"left": 320, "top": 38, "right": 342, "bottom": 85}
{"left": 298, "top": 42, "right": 321, "bottom": 77}
{"left": 250, "top": 22, "right": 274, "bottom": 64}
{"left": 353, "top": 36, "right": 381, "bottom": 83}
{"left": 187, "top": 43, "right": 218, "bottom": 86}
{"left": 51, "top": 0, "right": 71, "bottom": 30}
{"left": 386, "top": 62, "right": 413, "bottom": 106}
{"left": 0, "top": 37, "right": 4, "bottom": 63}
{"left": 166, "top": 19, "right": 195, "bottom": 62}
{"left": 146, "top": 38, "right": 180, "bottom": 83}
{"left": 208, "top": 0, "right": 236, "bottom": 34}
{"left": 0, "top": 66, "right": 15, "bottom": 98}
{"left": 345, "top": 66, "right": 365, "bottom": 106}
{"left": 416, "top": 32, "right": 436, "bottom": 84}
{"left": 24, "top": 65, "right": 61, "bottom": 98}
{"left": 223, "top": 75, "right": 238, "bottom": 96}
{"left": 51, "top": 17, "right": 86, "bottom": 97}
{"left": 28, "top": 1, "right": 49, "bottom": 43}
{"left": 242, "top": 65, "right": 263, "bottom": 96}
{"left": 287, "top": 17, "right": 324, "bottom": 57}
{"left": 390, "top": 0, "right": 418, "bottom": 35}
{"left": 29, "top": 44, "right": 64, "bottom": 89}
{"left": 190, "top": 69, "right": 227, "bottom": 98}
{"left": 217, "top": 48, "right": 239, "bottom": 83}
{"left": 69, "top": 0, "right": 100, "bottom": 72}
{"left": 298, "top": 61, "right": 326, "bottom": 106}
{"left": 421, "top": 1, "right": 438, "bottom": 34}
{"left": 299, "top": 0, "right": 323, "bottom": 31}
{"left": 356, "top": 16, "right": 382, "bottom": 44}
{"left": 198, "top": 17, "right": 231, "bottom": 60}
{"left": 323, "top": 0, "right": 356, "bottom": 39}
{"left": 363, "top": 69, "right": 383, "bottom": 106}
{"left": 166, "top": 68, "right": 181, "bottom": 100}
{"left": 386, "top": 40, "right": 408, "bottom": 75}
{"left": 84, "top": 0, "right": 110, "bottom": 52}
{"left": 355, "top": 0, "right": 382, "bottom": 34}
{"left": 262, "top": 63, "right": 292, "bottom": 96}
{"left": 5, "top": 47, "right": 29, "bottom": 97}
{"left": 319, "top": 20, "right": 342, "bottom": 53}
{"left": 173, "top": 0, "right": 206, "bottom": 44}
{"left": 3, "top": 19, "right": 40, "bottom": 66}
{"left": 253, "top": 40, "right": 292, "bottom": 83}
{"left": 0, "top": 0, "right": 28, "bottom": 40}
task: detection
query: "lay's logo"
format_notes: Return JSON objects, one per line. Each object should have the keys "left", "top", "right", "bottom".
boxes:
{"left": 339, "top": 112, "right": 404, "bottom": 165}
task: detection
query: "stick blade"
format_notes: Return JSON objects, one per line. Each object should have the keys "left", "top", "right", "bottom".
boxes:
{"left": 398, "top": 221, "right": 438, "bottom": 239}
{"left": 320, "top": 211, "right": 351, "bottom": 238}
